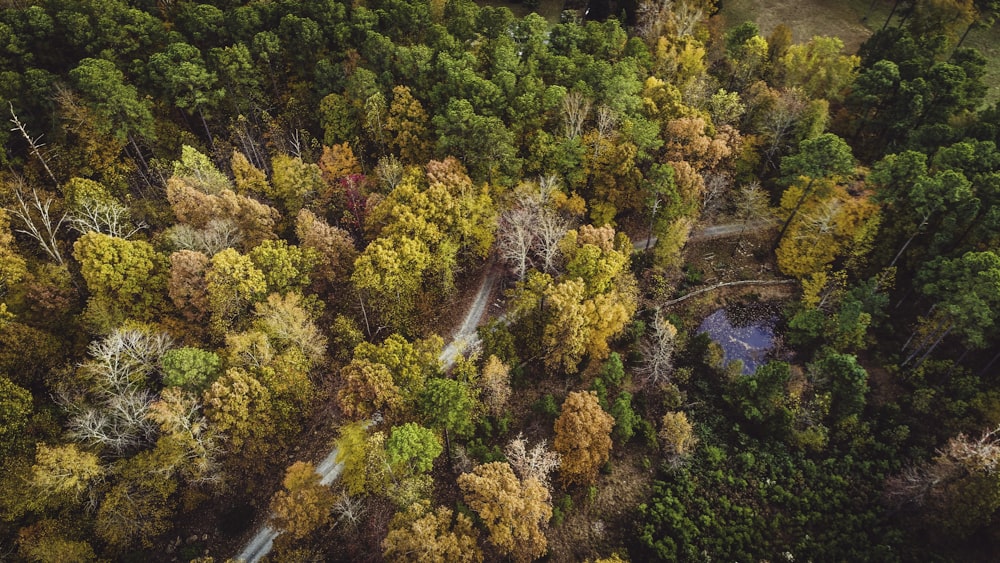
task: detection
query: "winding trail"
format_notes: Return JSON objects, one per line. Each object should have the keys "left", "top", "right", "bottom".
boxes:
{"left": 632, "top": 220, "right": 774, "bottom": 252}
{"left": 235, "top": 265, "right": 501, "bottom": 562}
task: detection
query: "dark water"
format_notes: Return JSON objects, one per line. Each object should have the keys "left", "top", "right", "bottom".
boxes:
{"left": 697, "top": 306, "right": 777, "bottom": 375}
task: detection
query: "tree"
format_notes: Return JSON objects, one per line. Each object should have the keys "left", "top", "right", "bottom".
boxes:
{"left": 247, "top": 239, "right": 315, "bottom": 297}
{"left": 433, "top": 98, "right": 518, "bottom": 182}
{"left": 385, "top": 423, "right": 442, "bottom": 475}
{"left": 270, "top": 461, "right": 335, "bottom": 540}
{"left": 659, "top": 411, "right": 698, "bottom": 465}
{"left": 0, "top": 375, "right": 32, "bottom": 458}
{"left": 64, "top": 328, "right": 170, "bottom": 455}
{"left": 337, "top": 359, "right": 403, "bottom": 421}
{"left": 773, "top": 134, "right": 856, "bottom": 251}
{"left": 160, "top": 347, "right": 221, "bottom": 392}
{"left": 252, "top": 292, "right": 327, "bottom": 368}
{"left": 167, "top": 250, "right": 210, "bottom": 323}
{"left": 421, "top": 377, "right": 480, "bottom": 460}
{"left": 458, "top": 462, "right": 552, "bottom": 562}
{"left": 269, "top": 154, "right": 324, "bottom": 214}
{"left": 886, "top": 424, "right": 1000, "bottom": 540}
{"left": 382, "top": 501, "right": 482, "bottom": 563}
{"left": 637, "top": 310, "right": 678, "bottom": 386}
{"left": 779, "top": 36, "right": 860, "bottom": 102}
{"left": 808, "top": 352, "right": 869, "bottom": 421}
{"left": 0, "top": 208, "right": 27, "bottom": 294}
{"left": 295, "top": 209, "right": 357, "bottom": 290}
{"left": 354, "top": 333, "right": 443, "bottom": 407}
{"left": 912, "top": 251, "right": 1000, "bottom": 358}
{"left": 17, "top": 519, "right": 96, "bottom": 563}
{"left": 73, "top": 231, "right": 166, "bottom": 318}
{"left": 147, "top": 42, "right": 224, "bottom": 143}
{"left": 351, "top": 235, "right": 432, "bottom": 332}
{"left": 68, "top": 57, "right": 154, "bottom": 142}
{"left": 504, "top": 434, "right": 561, "bottom": 489}
{"left": 28, "top": 443, "right": 103, "bottom": 508}
{"left": 202, "top": 367, "right": 273, "bottom": 451}
{"left": 553, "top": 391, "right": 614, "bottom": 487}
{"left": 478, "top": 355, "right": 512, "bottom": 417}
{"left": 205, "top": 247, "right": 267, "bottom": 334}
{"left": 725, "top": 361, "right": 794, "bottom": 436}
{"left": 387, "top": 85, "right": 432, "bottom": 164}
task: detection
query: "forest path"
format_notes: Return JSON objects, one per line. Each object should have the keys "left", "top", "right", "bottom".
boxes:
{"left": 632, "top": 220, "right": 774, "bottom": 252}
{"left": 236, "top": 263, "right": 502, "bottom": 562}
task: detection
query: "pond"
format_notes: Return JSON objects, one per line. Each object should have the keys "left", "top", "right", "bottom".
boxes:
{"left": 697, "top": 305, "right": 777, "bottom": 375}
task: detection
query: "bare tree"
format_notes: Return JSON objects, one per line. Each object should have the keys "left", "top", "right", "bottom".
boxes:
{"left": 561, "top": 91, "right": 592, "bottom": 139}
{"left": 534, "top": 206, "right": 569, "bottom": 275}
{"left": 504, "top": 433, "right": 560, "bottom": 489}
{"left": 167, "top": 219, "right": 243, "bottom": 256}
{"left": 332, "top": 490, "right": 367, "bottom": 528}
{"left": 635, "top": 0, "right": 674, "bottom": 43}
{"left": 7, "top": 179, "right": 66, "bottom": 264}
{"left": 9, "top": 103, "right": 59, "bottom": 186}
{"left": 886, "top": 425, "right": 1000, "bottom": 508}
{"left": 673, "top": 0, "right": 705, "bottom": 37}
{"left": 63, "top": 329, "right": 173, "bottom": 455}
{"left": 497, "top": 205, "right": 537, "bottom": 281}
{"left": 762, "top": 89, "right": 808, "bottom": 169}
{"left": 637, "top": 309, "right": 678, "bottom": 386}
{"left": 68, "top": 200, "right": 146, "bottom": 239}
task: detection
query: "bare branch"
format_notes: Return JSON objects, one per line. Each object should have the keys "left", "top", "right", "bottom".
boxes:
{"left": 68, "top": 200, "right": 146, "bottom": 239}
{"left": 9, "top": 102, "right": 59, "bottom": 186}
{"left": 7, "top": 179, "right": 66, "bottom": 264}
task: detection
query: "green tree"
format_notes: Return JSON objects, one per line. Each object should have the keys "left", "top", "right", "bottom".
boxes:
{"left": 386, "top": 422, "right": 442, "bottom": 475}
{"left": 69, "top": 57, "right": 154, "bottom": 142}
{"left": 160, "top": 347, "right": 221, "bottom": 392}
{"left": 147, "top": 42, "right": 224, "bottom": 142}
{"left": 421, "top": 377, "right": 479, "bottom": 461}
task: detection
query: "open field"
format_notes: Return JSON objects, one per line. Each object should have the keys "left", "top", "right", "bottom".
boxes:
{"left": 720, "top": 0, "right": 1000, "bottom": 104}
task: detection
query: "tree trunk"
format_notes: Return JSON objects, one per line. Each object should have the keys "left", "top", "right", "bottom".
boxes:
{"left": 198, "top": 108, "right": 214, "bottom": 149}
{"left": 882, "top": 0, "right": 901, "bottom": 31}
{"left": 662, "top": 279, "right": 797, "bottom": 307}
{"left": 772, "top": 177, "right": 815, "bottom": 252}
{"left": 864, "top": 0, "right": 881, "bottom": 22}
{"left": 954, "top": 21, "right": 976, "bottom": 52}
{"left": 978, "top": 349, "right": 1000, "bottom": 377}
{"left": 889, "top": 213, "right": 930, "bottom": 269}
{"left": 444, "top": 428, "right": 453, "bottom": 471}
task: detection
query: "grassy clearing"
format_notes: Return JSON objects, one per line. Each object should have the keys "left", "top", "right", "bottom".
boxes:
{"left": 720, "top": 0, "right": 1000, "bottom": 104}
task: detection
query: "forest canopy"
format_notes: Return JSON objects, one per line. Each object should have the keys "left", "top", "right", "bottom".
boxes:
{"left": 1, "top": 0, "right": 1000, "bottom": 561}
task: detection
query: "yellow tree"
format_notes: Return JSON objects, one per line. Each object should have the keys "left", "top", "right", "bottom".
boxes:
{"left": 205, "top": 248, "right": 267, "bottom": 334}
{"left": 382, "top": 500, "right": 482, "bottom": 563}
{"left": 457, "top": 462, "right": 552, "bottom": 562}
{"left": 337, "top": 359, "right": 404, "bottom": 421}
{"left": 554, "top": 391, "right": 614, "bottom": 487}
{"left": 776, "top": 187, "right": 879, "bottom": 279}
{"left": 351, "top": 235, "right": 432, "bottom": 332}
{"left": 387, "top": 85, "right": 432, "bottom": 164}
{"left": 270, "top": 461, "right": 335, "bottom": 539}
